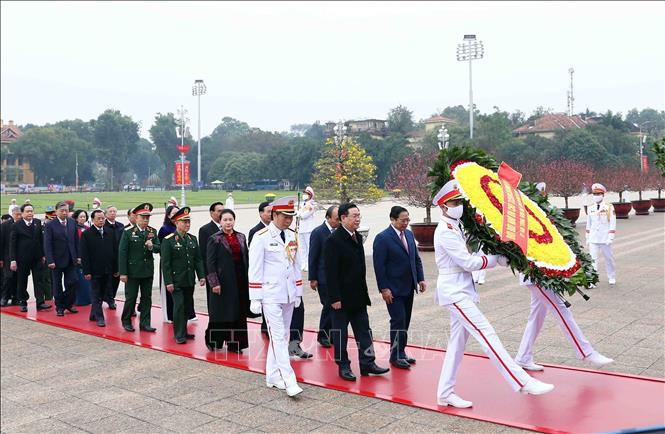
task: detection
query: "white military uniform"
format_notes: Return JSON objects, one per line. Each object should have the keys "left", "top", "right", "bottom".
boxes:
{"left": 297, "top": 188, "right": 317, "bottom": 272}
{"left": 514, "top": 274, "right": 594, "bottom": 365}
{"left": 433, "top": 180, "right": 532, "bottom": 401}
{"left": 248, "top": 221, "right": 303, "bottom": 388}
{"left": 585, "top": 183, "right": 616, "bottom": 283}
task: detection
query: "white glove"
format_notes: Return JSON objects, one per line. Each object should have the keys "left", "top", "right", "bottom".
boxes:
{"left": 607, "top": 237, "right": 614, "bottom": 245}
{"left": 294, "top": 296, "right": 302, "bottom": 308}
{"left": 497, "top": 256, "right": 509, "bottom": 267}
{"left": 249, "top": 300, "right": 262, "bottom": 315}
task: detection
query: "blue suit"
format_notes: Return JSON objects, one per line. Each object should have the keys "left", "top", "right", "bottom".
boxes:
{"left": 308, "top": 221, "right": 335, "bottom": 341}
{"left": 372, "top": 225, "right": 424, "bottom": 362}
{"left": 44, "top": 218, "right": 79, "bottom": 311}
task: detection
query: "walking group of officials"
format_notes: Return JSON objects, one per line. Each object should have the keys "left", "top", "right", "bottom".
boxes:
{"left": 0, "top": 180, "right": 617, "bottom": 403}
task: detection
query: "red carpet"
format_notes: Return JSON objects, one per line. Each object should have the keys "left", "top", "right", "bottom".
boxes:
{"left": 2, "top": 301, "right": 664, "bottom": 433}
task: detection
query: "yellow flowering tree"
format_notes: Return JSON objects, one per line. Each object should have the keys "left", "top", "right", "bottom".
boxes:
{"left": 312, "top": 137, "right": 383, "bottom": 203}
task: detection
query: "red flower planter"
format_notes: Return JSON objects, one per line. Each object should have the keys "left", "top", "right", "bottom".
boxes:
{"left": 562, "top": 208, "right": 580, "bottom": 226}
{"left": 631, "top": 200, "right": 651, "bottom": 215}
{"left": 651, "top": 198, "right": 665, "bottom": 212}
{"left": 612, "top": 202, "right": 632, "bottom": 219}
{"left": 410, "top": 222, "right": 438, "bottom": 252}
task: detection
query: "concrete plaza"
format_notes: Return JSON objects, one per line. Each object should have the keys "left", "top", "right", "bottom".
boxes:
{"left": 1, "top": 198, "right": 663, "bottom": 433}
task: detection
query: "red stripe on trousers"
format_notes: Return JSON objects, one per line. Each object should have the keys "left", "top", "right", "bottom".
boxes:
{"left": 453, "top": 302, "right": 524, "bottom": 388}
{"left": 537, "top": 286, "right": 588, "bottom": 358}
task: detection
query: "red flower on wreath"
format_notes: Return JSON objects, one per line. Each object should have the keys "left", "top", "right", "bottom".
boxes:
{"left": 449, "top": 160, "right": 471, "bottom": 178}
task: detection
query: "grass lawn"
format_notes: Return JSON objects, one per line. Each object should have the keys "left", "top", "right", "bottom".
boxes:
{"left": 0, "top": 190, "right": 297, "bottom": 213}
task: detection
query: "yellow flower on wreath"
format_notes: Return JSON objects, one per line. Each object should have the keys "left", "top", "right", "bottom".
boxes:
{"left": 452, "top": 162, "right": 578, "bottom": 274}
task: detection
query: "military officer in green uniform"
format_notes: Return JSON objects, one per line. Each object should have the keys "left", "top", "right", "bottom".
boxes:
{"left": 161, "top": 207, "right": 205, "bottom": 344}
{"left": 118, "top": 203, "right": 160, "bottom": 332}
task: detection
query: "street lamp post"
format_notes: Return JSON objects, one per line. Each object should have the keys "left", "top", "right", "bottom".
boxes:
{"left": 192, "top": 79, "right": 207, "bottom": 188}
{"left": 437, "top": 125, "right": 450, "bottom": 150}
{"left": 176, "top": 105, "right": 190, "bottom": 206}
{"left": 636, "top": 121, "right": 655, "bottom": 173}
{"left": 456, "top": 34, "right": 484, "bottom": 140}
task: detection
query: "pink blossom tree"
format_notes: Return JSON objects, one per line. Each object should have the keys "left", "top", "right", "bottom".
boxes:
{"left": 386, "top": 151, "right": 438, "bottom": 223}
{"left": 540, "top": 160, "right": 594, "bottom": 208}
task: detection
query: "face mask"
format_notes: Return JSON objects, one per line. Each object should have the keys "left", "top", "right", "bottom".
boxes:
{"left": 593, "top": 195, "right": 603, "bottom": 204}
{"left": 303, "top": 194, "right": 310, "bottom": 201}
{"left": 446, "top": 205, "right": 464, "bottom": 220}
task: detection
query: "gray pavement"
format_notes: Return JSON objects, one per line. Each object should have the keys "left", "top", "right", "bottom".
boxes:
{"left": 1, "top": 201, "right": 663, "bottom": 433}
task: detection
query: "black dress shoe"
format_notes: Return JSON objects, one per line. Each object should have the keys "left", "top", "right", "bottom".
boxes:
{"left": 36, "top": 303, "right": 51, "bottom": 311}
{"left": 89, "top": 316, "right": 96, "bottom": 321}
{"left": 339, "top": 368, "right": 356, "bottom": 381}
{"left": 390, "top": 359, "right": 411, "bottom": 369}
{"left": 96, "top": 320, "right": 106, "bottom": 327}
{"left": 176, "top": 338, "right": 187, "bottom": 344}
{"left": 317, "top": 338, "right": 332, "bottom": 348}
{"left": 185, "top": 333, "right": 195, "bottom": 339}
{"left": 108, "top": 303, "right": 117, "bottom": 310}
{"left": 405, "top": 356, "right": 416, "bottom": 364}
{"left": 123, "top": 324, "right": 135, "bottom": 332}
{"left": 56, "top": 309, "right": 64, "bottom": 316}
{"left": 20, "top": 305, "right": 28, "bottom": 313}
{"left": 360, "top": 363, "right": 390, "bottom": 376}
{"left": 10, "top": 299, "right": 20, "bottom": 306}
{"left": 140, "top": 326, "right": 157, "bottom": 332}
{"left": 66, "top": 307, "right": 78, "bottom": 313}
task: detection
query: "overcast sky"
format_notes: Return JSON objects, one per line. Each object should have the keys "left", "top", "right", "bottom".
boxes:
{"left": 2, "top": 1, "right": 664, "bottom": 138}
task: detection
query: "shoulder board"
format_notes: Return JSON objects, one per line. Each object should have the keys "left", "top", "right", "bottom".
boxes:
{"left": 164, "top": 233, "right": 175, "bottom": 239}
{"left": 257, "top": 227, "right": 269, "bottom": 236}
{"left": 188, "top": 233, "right": 197, "bottom": 240}
{"left": 125, "top": 225, "right": 134, "bottom": 231}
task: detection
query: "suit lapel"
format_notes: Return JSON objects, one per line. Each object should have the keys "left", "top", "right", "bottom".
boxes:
{"left": 387, "top": 226, "right": 409, "bottom": 256}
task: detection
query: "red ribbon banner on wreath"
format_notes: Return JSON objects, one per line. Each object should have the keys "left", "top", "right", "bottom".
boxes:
{"left": 498, "top": 162, "right": 529, "bottom": 255}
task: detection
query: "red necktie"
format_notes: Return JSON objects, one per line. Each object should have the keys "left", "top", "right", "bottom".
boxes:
{"left": 61, "top": 220, "right": 66, "bottom": 227}
{"left": 400, "top": 231, "right": 408, "bottom": 252}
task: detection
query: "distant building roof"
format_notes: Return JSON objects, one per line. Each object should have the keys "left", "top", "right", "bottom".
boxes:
{"left": 1, "top": 119, "right": 23, "bottom": 144}
{"left": 424, "top": 115, "right": 458, "bottom": 125}
{"left": 513, "top": 113, "right": 588, "bottom": 135}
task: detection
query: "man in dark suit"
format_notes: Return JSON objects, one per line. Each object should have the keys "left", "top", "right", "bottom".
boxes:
{"left": 308, "top": 205, "right": 339, "bottom": 348}
{"left": 324, "top": 202, "right": 389, "bottom": 381}
{"left": 9, "top": 204, "right": 50, "bottom": 312}
{"left": 103, "top": 205, "right": 124, "bottom": 307}
{"left": 81, "top": 210, "right": 117, "bottom": 327}
{"left": 1, "top": 209, "right": 21, "bottom": 306}
{"left": 44, "top": 201, "right": 80, "bottom": 316}
{"left": 372, "top": 206, "right": 426, "bottom": 369}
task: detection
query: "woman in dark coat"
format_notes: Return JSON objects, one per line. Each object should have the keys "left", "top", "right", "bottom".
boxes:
{"left": 158, "top": 205, "right": 179, "bottom": 322}
{"left": 205, "top": 209, "right": 251, "bottom": 352}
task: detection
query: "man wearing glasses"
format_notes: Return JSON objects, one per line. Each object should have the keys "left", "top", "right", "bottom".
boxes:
{"left": 372, "top": 206, "right": 426, "bottom": 370}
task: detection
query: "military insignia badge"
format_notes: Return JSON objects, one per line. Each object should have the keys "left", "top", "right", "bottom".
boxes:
{"left": 447, "top": 223, "right": 453, "bottom": 229}
{"left": 285, "top": 240, "right": 298, "bottom": 264}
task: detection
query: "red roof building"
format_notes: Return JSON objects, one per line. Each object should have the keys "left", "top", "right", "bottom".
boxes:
{"left": 513, "top": 113, "right": 589, "bottom": 139}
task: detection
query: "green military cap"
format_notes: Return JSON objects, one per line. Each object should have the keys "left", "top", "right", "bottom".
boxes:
{"left": 171, "top": 206, "right": 191, "bottom": 222}
{"left": 132, "top": 203, "right": 153, "bottom": 216}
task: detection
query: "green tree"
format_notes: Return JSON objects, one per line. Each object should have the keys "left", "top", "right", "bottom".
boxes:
{"left": 11, "top": 126, "right": 94, "bottom": 185}
{"left": 149, "top": 113, "right": 180, "bottom": 187}
{"left": 387, "top": 105, "right": 414, "bottom": 134}
{"left": 356, "top": 132, "right": 413, "bottom": 187}
{"left": 129, "top": 138, "right": 161, "bottom": 183}
{"left": 439, "top": 105, "right": 470, "bottom": 126}
{"left": 223, "top": 153, "right": 266, "bottom": 185}
{"left": 312, "top": 136, "right": 382, "bottom": 203}
{"left": 93, "top": 109, "right": 140, "bottom": 190}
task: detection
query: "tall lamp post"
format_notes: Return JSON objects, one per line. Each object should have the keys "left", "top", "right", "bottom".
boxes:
{"left": 437, "top": 125, "right": 450, "bottom": 150}
{"left": 456, "top": 34, "right": 484, "bottom": 139}
{"left": 636, "top": 121, "right": 655, "bottom": 173}
{"left": 192, "top": 79, "right": 206, "bottom": 188}
{"left": 175, "top": 105, "right": 190, "bottom": 206}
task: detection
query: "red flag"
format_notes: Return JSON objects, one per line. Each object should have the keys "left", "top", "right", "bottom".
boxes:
{"left": 498, "top": 161, "right": 522, "bottom": 189}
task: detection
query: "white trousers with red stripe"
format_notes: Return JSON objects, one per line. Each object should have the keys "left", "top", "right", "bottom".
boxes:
{"left": 515, "top": 285, "right": 594, "bottom": 364}
{"left": 589, "top": 243, "right": 616, "bottom": 281}
{"left": 262, "top": 302, "right": 297, "bottom": 387}
{"left": 437, "top": 296, "right": 531, "bottom": 399}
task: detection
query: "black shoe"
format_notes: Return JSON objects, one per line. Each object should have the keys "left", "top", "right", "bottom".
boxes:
{"left": 20, "top": 305, "right": 28, "bottom": 313}
{"left": 339, "top": 368, "right": 356, "bottom": 381}
{"left": 140, "top": 326, "right": 157, "bottom": 332}
{"left": 36, "top": 303, "right": 51, "bottom": 311}
{"left": 0, "top": 298, "right": 8, "bottom": 307}
{"left": 176, "top": 338, "right": 187, "bottom": 344}
{"left": 185, "top": 333, "right": 195, "bottom": 339}
{"left": 89, "top": 316, "right": 96, "bottom": 322}
{"left": 360, "top": 363, "right": 390, "bottom": 376}
{"left": 10, "top": 299, "right": 19, "bottom": 306}
{"left": 96, "top": 320, "right": 106, "bottom": 327}
{"left": 405, "top": 356, "right": 416, "bottom": 364}
{"left": 123, "top": 324, "right": 135, "bottom": 332}
{"left": 108, "top": 303, "right": 117, "bottom": 310}
{"left": 390, "top": 359, "right": 411, "bottom": 369}
{"left": 317, "top": 338, "right": 332, "bottom": 348}
{"left": 289, "top": 342, "right": 313, "bottom": 359}
{"left": 66, "top": 307, "right": 78, "bottom": 313}
{"left": 56, "top": 309, "right": 64, "bottom": 316}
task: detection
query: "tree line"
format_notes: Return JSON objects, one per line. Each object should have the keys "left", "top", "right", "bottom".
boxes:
{"left": 10, "top": 106, "right": 664, "bottom": 190}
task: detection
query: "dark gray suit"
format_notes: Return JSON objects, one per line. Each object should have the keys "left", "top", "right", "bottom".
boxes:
{"left": 44, "top": 217, "right": 79, "bottom": 310}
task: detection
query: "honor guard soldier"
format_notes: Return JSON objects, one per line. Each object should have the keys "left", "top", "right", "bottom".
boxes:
{"left": 118, "top": 203, "right": 160, "bottom": 332}
{"left": 586, "top": 183, "right": 616, "bottom": 285}
{"left": 432, "top": 180, "right": 554, "bottom": 409}
{"left": 248, "top": 196, "right": 304, "bottom": 397}
{"left": 161, "top": 207, "right": 205, "bottom": 344}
